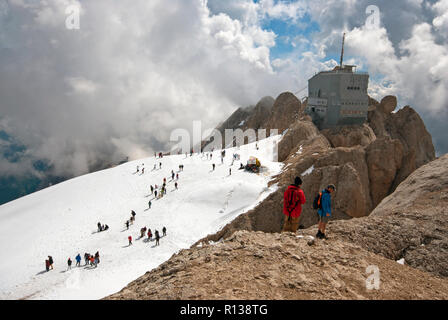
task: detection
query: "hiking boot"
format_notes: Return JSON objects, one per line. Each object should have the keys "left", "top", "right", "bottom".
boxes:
{"left": 321, "top": 233, "right": 328, "bottom": 240}
{"left": 316, "top": 230, "right": 323, "bottom": 239}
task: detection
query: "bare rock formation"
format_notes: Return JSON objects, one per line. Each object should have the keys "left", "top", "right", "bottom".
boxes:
{"left": 106, "top": 230, "right": 448, "bottom": 300}
{"left": 377, "top": 95, "right": 397, "bottom": 114}
{"left": 310, "top": 154, "right": 448, "bottom": 278}
{"left": 365, "top": 137, "right": 404, "bottom": 207}
{"left": 265, "top": 92, "right": 302, "bottom": 135}
{"left": 321, "top": 124, "right": 376, "bottom": 148}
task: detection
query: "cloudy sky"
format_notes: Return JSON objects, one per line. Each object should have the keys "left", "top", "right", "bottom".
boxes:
{"left": 0, "top": 0, "right": 447, "bottom": 182}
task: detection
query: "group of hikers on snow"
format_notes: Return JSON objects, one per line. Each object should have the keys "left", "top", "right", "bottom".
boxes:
{"left": 128, "top": 226, "right": 165, "bottom": 246}
{"left": 282, "top": 176, "right": 335, "bottom": 240}
{"left": 97, "top": 222, "right": 109, "bottom": 232}
{"left": 46, "top": 251, "right": 100, "bottom": 272}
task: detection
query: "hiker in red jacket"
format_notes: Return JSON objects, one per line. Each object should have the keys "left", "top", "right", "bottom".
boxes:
{"left": 128, "top": 235, "right": 132, "bottom": 246}
{"left": 282, "top": 176, "right": 306, "bottom": 233}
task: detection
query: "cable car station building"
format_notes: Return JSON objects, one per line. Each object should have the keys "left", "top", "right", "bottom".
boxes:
{"left": 305, "top": 35, "right": 370, "bottom": 129}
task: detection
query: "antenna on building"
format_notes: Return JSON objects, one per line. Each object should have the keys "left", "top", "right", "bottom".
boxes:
{"left": 339, "top": 32, "right": 346, "bottom": 67}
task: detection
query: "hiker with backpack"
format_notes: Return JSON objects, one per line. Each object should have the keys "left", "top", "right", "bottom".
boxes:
{"left": 75, "top": 254, "right": 81, "bottom": 267}
{"left": 282, "top": 177, "right": 306, "bottom": 233}
{"left": 67, "top": 258, "right": 72, "bottom": 270}
{"left": 155, "top": 230, "right": 160, "bottom": 246}
{"left": 315, "top": 184, "right": 336, "bottom": 239}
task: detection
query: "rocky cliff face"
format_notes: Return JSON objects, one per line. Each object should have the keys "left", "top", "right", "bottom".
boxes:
{"left": 106, "top": 155, "right": 448, "bottom": 300}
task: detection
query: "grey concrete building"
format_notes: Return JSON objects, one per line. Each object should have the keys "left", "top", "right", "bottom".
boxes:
{"left": 305, "top": 64, "right": 370, "bottom": 129}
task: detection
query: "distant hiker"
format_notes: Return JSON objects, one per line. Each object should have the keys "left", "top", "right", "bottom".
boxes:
{"left": 84, "top": 253, "right": 89, "bottom": 266}
{"left": 159, "top": 162, "right": 162, "bottom": 169}
{"left": 148, "top": 200, "right": 152, "bottom": 209}
{"left": 75, "top": 254, "right": 81, "bottom": 267}
{"left": 48, "top": 256, "right": 54, "bottom": 270}
{"left": 150, "top": 185, "right": 154, "bottom": 194}
{"left": 176, "top": 173, "right": 179, "bottom": 180}
{"left": 147, "top": 228, "right": 152, "bottom": 240}
{"left": 163, "top": 177, "right": 166, "bottom": 184}
{"left": 94, "top": 251, "right": 100, "bottom": 266}
{"left": 45, "top": 259, "right": 50, "bottom": 272}
{"left": 212, "top": 163, "right": 215, "bottom": 171}
{"left": 130, "top": 216, "right": 135, "bottom": 225}
{"left": 97, "top": 222, "right": 102, "bottom": 232}
{"left": 67, "top": 258, "right": 72, "bottom": 270}
{"left": 89, "top": 255, "right": 95, "bottom": 266}
{"left": 316, "top": 184, "right": 336, "bottom": 240}
{"left": 128, "top": 236, "right": 133, "bottom": 246}
{"left": 239, "top": 163, "right": 244, "bottom": 170}
{"left": 162, "top": 226, "right": 166, "bottom": 236}
{"left": 131, "top": 210, "right": 136, "bottom": 218}
{"left": 104, "top": 224, "right": 109, "bottom": 231}
{"left": 142, "top": 167, "right": 145, "bottom": 174}
{"left": 282, "top": 176, "right": 306, "bottom": 233}
{"left": 229, "top": 168, "right": 232, "bottom": 175}
{"left": 137, "top": 166, "right": 139, "bottom": 173}
{"left": 172, "top": 172, "right": 175, "bottom": 180}
{"left": 155, "top": 231, "right": 160, "bottom": 246}
{"left": 140, "top": 227, "right": 147, "bottom": 238}
{"left": 154, "top": 190, "right": 158, "bottom": 199}
{"left": 175, "top": 182, "right": 178, "bottom": 189}
{"left": 125, "top": 220, "right": 130, "bottom": 230}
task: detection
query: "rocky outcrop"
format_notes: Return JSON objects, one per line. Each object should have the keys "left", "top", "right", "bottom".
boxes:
{"left": 277, "top": 118, "right": 328, "bottom": 162}
{"left": 244, "top": 96, "right": 275, "bottom": 131}
{"left": 321, "top": 124, "right": 376, "bottom": 148}
{"left": 368, "top": 103, "right": 436, "bottom": 189}
{"left": 377, "top": 95, "right": 397, "bottom": 114}
{"left": 106, "top": 230, "right": 448, "bottom": 300}
{"left": 313, "top": 154, "right": 448, "bottom": 278}
{"left": 265, "top": 92, "right": 302, "bottom": 135}
{"left": 365, "top": 137, "right": 404, "bottom": 207}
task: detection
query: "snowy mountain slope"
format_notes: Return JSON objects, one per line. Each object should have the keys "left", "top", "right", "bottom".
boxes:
{"left": 0, "top": 136, "right": 282, "bottom": 300}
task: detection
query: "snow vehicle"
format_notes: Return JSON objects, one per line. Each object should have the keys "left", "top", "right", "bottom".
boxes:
{"left": 245, "top": 156, "right": 261, "bottom": 173}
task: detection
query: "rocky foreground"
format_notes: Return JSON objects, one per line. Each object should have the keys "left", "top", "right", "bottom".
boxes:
{"left": 107, "top": 155, "right": 448, "bottom": 300}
